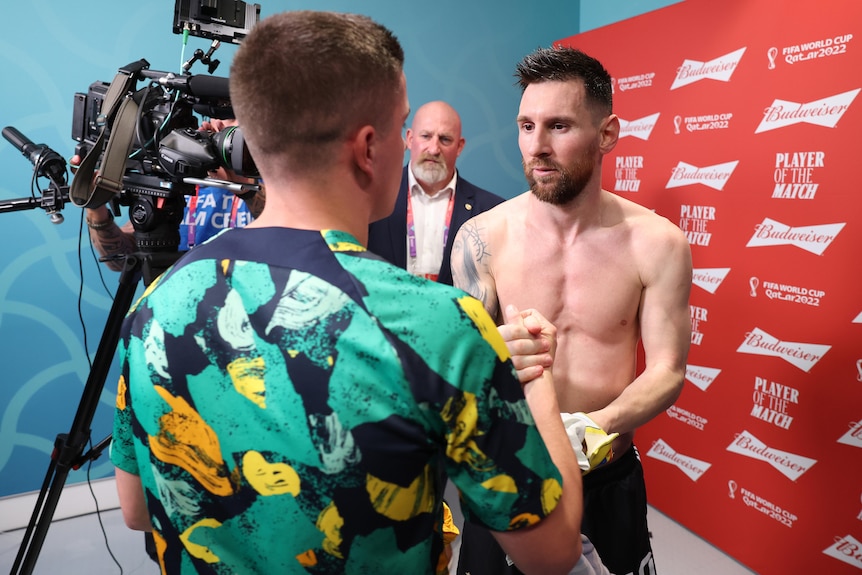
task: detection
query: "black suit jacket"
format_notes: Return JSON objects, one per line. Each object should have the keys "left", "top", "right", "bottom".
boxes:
{"left": 368, "top": 166, "right": 505, "bottom": 285}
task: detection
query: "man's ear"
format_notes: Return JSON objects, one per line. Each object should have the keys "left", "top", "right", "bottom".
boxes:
{"left": 599, "top": 114, "right": 620, "bottom": 154}
{"left": 351, "top": 125, "right": 376, "bottom": 185}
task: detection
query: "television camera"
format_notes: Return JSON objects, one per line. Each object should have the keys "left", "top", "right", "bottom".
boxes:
{"left": 69, "top": 58, "right": 259, "bottom": 255}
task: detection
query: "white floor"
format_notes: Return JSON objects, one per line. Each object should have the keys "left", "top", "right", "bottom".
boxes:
{"left": 0, "top": 504, "right": 757, "bottom": 575}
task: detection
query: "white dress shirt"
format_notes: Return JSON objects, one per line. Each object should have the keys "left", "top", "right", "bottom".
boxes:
{"left": 406, "top": 168, "right": 457, "bottom": 277}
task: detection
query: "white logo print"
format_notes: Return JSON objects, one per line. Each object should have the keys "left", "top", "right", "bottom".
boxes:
{"left": 646, "top": 439, "right": 711, "bottom": 481}
{"left": 746, "top": 218, "right": 844, "bottom": 255}
{"left": 671, "top": 47, "right": 746, "bottom": 90}
{"left": 685, "top": 365, "right": 721, "bottom": 391}
{"left": 823, "top": 534, "right": 862, "bottom": 570}
{"left": 726, "top": 430, "right": 817, "bottom": 481}
{"left": 737, "top": 327, "right": 830, "bottom": 373}
{"left": 619, "top": 113, "right": 660, "bottom": 140}
{"left": 837, "top": 419, "right": 862, "bottom": 449}
{"left": 692, "top": 268, "right": 730, "bottom": 294}
{"left": 767, "top": 47, "right": 778, "bottom": 69}
{"left": 666, "top": 160, "right": 739, "bottom": 191}
{"left": 749, "top": 277, "right": 759, "bottom": 297}
{"left": 755, "top": 88, "right": 860, "bottom": 133}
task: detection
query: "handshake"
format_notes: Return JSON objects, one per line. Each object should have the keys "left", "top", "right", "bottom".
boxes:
{"left": 497, "top": 304, "right": 618, "bottom": 475}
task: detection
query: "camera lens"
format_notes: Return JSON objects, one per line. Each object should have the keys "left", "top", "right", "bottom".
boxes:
{"left": 211, "top": 126, "right": 258, "bottom": 177}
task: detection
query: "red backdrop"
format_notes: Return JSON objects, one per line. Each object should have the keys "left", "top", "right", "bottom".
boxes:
{"left": 558, "top": 1, "right": 862, "bottom": 573}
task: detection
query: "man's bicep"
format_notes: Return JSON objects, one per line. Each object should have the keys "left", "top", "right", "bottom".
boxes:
{"left": 640, "top": 230, "right": 692, "bottom": 366}
{"left": 451, "top": 219, "right": 499, "bottom": 318}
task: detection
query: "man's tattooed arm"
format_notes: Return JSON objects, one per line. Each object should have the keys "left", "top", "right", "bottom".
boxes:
{"left": 246, "top": 184, "right": 266, "bottom": 219}
{"left": 86, "top": 207, "right": 137, "bottom": 272}
{"left": 451, "top": 218, "right": 500, "bottom": 322}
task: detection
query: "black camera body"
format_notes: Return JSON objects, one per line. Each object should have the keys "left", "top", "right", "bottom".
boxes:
{"left": 71, "top": 64, "right": 252, "bottom": 186}
{"left": 71, "top": 81, "right": 110, "bottom": 161}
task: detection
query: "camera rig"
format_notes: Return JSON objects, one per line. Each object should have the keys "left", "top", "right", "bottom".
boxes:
{"left": 70, "top": 58, "right": 258, "bottom": 258}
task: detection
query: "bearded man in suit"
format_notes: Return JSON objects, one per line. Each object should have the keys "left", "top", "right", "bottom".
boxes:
{"left": 368, "top": 100, "right": 504, "bottom": 285}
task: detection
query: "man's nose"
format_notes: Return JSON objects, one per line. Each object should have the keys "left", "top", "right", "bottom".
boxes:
{"left": 426, "top": 137, "right": 441, "bottom": 155}
{"left": 524, "top": 130, "right": 550, "bottom": 157}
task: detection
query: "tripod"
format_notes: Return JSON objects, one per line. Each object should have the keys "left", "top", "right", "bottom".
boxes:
{"left": 10, "top": 249, "right": 180, "bottom": 575}
{"left": 2, "top": 124, "right": 254, "bottom": 573}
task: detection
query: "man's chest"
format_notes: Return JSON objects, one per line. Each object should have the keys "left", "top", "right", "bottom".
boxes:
{"left": 493, "top": 241, "right": 643, "bottom": 333}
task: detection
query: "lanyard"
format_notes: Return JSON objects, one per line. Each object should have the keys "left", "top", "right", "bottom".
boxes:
{"left": 187, "top": 186, "right": 242, "bottom": 247}
{"left": 406, "top": 188, "right": 455, "bottom": 281}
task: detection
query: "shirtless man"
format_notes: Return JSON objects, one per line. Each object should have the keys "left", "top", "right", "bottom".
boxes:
{"left": 452, "top": 46, "right": 692, "bottom": 575}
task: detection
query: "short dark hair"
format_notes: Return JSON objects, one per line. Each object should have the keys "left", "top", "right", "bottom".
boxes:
{"left": 230, "top": 11, "right": 405, "bottom": 170}
{"left": 515, "top": 46, "right": 613, "bottom": 117}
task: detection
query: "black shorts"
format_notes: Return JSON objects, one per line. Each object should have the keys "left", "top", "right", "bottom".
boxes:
{"left": 456, "top": 446, "right": 655, "bottom": 575}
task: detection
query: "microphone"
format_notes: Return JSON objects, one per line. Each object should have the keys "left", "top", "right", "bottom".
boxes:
{"left": 146, "top": 72, "right": 230, "bottom": 100}
{"left": 2, "top": 126, "right": 68, "bottom": 186}
{"left": 186, "top": 74, "right": 230, "bottom": 99}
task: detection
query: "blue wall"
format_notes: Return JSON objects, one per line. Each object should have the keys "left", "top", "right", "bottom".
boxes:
{"left": 580, "top": 0, "right": 683, "bottom": 31}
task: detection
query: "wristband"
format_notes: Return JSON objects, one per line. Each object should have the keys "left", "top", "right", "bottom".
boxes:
{"left": 86, "top": 210, "right": 114, "bottom": 230}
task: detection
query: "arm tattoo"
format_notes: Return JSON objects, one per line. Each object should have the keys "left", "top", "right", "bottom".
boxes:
{"left": 89, "top": 222, "right": 137, "bottom": 272}
{"left": 451, "top": 220, "right": 499, "bottom": 319}
{"left": 247, "top": 185, "right": 266, "bottom": 219}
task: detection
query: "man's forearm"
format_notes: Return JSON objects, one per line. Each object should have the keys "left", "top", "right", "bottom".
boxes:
{"left": 86, "top": 207, "right": 136, "bottom": 272}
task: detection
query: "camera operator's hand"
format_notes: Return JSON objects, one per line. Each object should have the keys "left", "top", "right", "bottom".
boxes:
{"left": 70, "top": 153, "right": 136, "bottom": 268}
{"left": 199, "top": 119, "right": 248, "bottom": 183}
{"left": 69, "top": 154, "right": 82, "bottom": 174}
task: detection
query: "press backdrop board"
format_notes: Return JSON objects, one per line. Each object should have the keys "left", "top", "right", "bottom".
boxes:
{"left": 557, "top": 0, "right": 862, "bottom": 573}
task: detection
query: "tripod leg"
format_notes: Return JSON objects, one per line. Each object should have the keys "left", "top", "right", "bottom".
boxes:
{"left": 10, "top": 255, "right": 143, "bottom": 575}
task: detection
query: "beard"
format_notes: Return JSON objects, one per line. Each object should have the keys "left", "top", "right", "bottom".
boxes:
{"left": 523, "top": 144, "right": 598, "bottom": 206}
{"left": 412, "top": 155, "right": 450, "bottom": 186}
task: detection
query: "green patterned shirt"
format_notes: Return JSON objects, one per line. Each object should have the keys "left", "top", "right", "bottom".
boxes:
{"left": 111, "top": 227, "right": 561, "bottom": 574}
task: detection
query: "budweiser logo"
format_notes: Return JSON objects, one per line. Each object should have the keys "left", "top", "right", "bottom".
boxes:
{"left": 685, "top": 364, "right": 721, "bottom": 391}
{"left": 666, "top": 160, "right": 739, "bottom": 191}
{"left": 619, "top": 112, "right": 660, "bottom": 140}
{"left": 671, "top": 47, "right": 746, "bottom": 90}
{"left": 755, "top": 88, "right": 860, "bottom": 133}
{"left": 692, "top": 267, "right": 730, "bottom": 294}
{"left": 737, "top": 327, "right": 830, "bottom": 372}
{"left": 646, "top": 439, "right": 711, "bottom": 481}
{"left": 746, "top": 218, "right": 845, "bottom": 255}
{"left": 837, "top": 419, "right": 862, "bottom": 449}
{"left": 726, "top": 430, "right": 817, "bottom": 481}
{"left": 823, "top": 534, "right": 862, "bottom": 570}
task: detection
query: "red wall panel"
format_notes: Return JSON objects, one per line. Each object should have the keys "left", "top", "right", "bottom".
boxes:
{"left": 558, "top": 1, "right": 862, "bottom": 572}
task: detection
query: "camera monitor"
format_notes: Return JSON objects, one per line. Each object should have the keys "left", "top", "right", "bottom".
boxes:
{"left": 173, "top": 0, "right": 261, "bottom": 45}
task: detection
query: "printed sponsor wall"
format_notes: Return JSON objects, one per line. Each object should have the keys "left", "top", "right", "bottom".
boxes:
{"left": 558, "top": 0, "right": 862, "bottom": 573}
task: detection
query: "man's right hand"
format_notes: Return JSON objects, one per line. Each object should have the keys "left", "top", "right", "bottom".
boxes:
{"left": 498, "top": 304, "right": 555, "bottom": 386}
